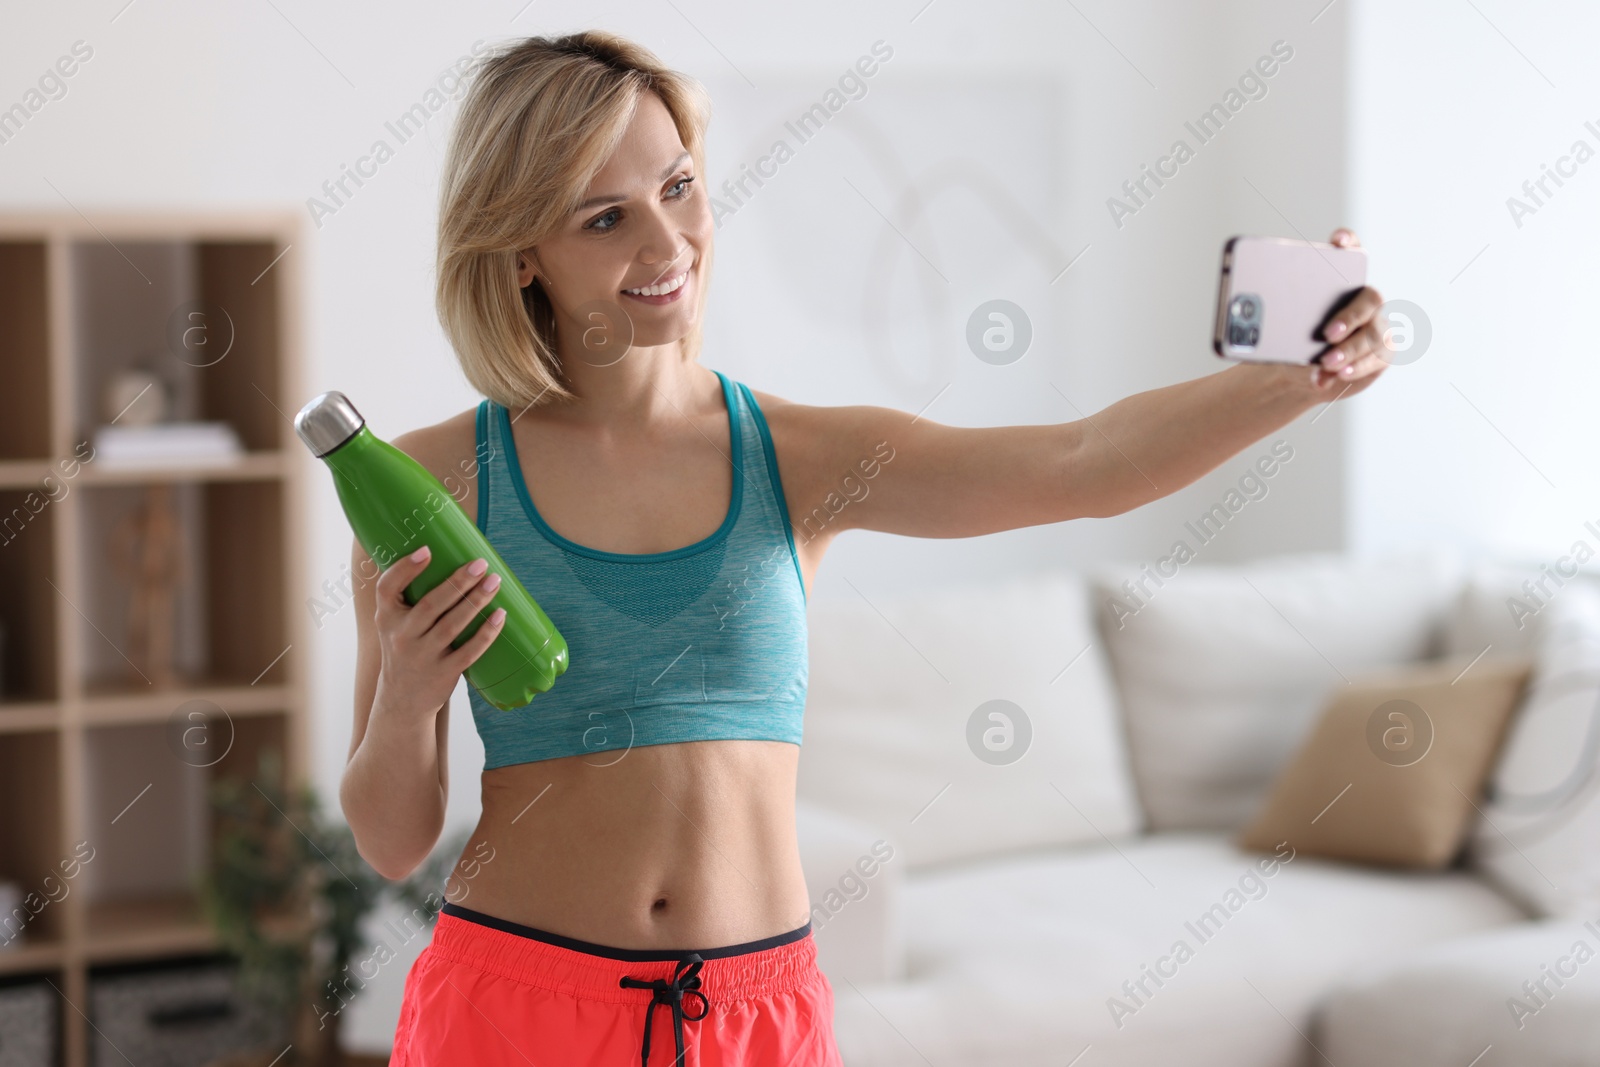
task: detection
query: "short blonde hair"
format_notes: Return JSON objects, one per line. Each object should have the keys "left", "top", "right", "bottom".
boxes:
{"left": 436, "top": 31, "right": 713, "bottom": 409}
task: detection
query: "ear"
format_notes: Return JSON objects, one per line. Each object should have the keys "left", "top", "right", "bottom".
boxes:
{"left": 516, "top": 251, "right": 539, "bottom": 289}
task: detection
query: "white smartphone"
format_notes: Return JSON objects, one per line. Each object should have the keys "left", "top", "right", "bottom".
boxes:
{"left": 1213, "top": 236, "right": 1368, "bottom": 364}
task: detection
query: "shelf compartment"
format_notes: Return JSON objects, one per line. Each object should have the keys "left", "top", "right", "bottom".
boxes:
{"left": 83, "top": 711, "right": 294, "bottom": 966}
{"left": 84, "top": 891, "right": 215, "bottom": 964}
{"left": 0, "top": 488, "right": 60, "bottom": 703}
{"left": 75, "top": 479, "right": 289, "bottom": 695}
{"left": 205, "top": 480, "right": 291, "bottom": 688}
{"left": 69, "top": 239, "right": 287, "bottom": 460}
{"left": 84, "top": 883, "right": 309, "bottom": 968}
{"left": 196, "top": 242, "right": 288, "bottom": 454}
{"left": 0, "top": 730, "right": 66, "bottom": 949}
{"left": 82, "top": 724, "right": 208, "bottom": 924}
{"left": 209, "top": 711, "right": 291, "bottom": 796}
{"left": 0, "top": 242, "right": 51, "bottom": 462}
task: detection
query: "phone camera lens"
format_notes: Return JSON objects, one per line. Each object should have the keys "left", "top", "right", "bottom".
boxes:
{"left": 1224, "top": 291, "right": 1263, "bottom": 351}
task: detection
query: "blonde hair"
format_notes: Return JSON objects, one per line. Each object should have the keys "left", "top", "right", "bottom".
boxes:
{"left": 436, "top": 31, "right": 713, "bottom": 409}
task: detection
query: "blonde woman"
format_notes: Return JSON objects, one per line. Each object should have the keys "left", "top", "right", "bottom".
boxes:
{"left": 341, "top": 31, "right": 1391, "bottom": 1066}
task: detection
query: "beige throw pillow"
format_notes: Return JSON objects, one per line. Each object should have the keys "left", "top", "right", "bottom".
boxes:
{"left": 1236, "top": 655, "right": 1534, "bottom": 868}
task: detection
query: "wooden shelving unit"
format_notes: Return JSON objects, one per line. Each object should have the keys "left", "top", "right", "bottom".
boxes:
{"left": 0, "top": 211, "right": 310, "bottom": 1066}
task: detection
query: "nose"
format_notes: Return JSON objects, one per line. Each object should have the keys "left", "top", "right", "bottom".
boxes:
{"left": 635, "top": 203, "right": 689, "bottom": 274}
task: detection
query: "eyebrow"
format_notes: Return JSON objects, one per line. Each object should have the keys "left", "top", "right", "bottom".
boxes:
{"left": 574, "top": 151, "right": 693, "bottom": 213}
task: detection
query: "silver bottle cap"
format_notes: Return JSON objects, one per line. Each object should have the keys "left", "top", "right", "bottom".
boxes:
{"left": 293, "top": 390, "right": 365, "bottom": 457}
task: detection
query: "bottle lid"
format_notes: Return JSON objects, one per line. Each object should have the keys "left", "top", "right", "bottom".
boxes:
{"left": 294, "top": 391, "right": 365, "bottom": 457}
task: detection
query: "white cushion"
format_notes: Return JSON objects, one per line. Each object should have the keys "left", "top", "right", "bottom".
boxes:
{"left": 799, "top": 571, "right": 1141, "bottom": 870}
{"left": 1439, "top": 557, "right": 1556, "bottom": 661}
{"left": 1319, "top": 919, "right": 1600, "bottom": 1066}
{"left": 830, "top": 833, "right": 1524, "bottom": 1066}
{"left": 795, "top": 799, "right": 905, "bottom": 984}
{"left": 1468, "top": 577, "right": 1600, "bottom": 919}
{"left": 1088, "top": 549, "right": 1463, "bottom": 831}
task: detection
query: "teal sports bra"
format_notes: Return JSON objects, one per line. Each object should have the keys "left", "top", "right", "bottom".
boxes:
{"left": 466, "top": 369, "right": 809, "bottom": 769}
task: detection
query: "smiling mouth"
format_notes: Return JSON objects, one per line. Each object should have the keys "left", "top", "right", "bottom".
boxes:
{"left": 621, "top": 268, "right": 689, "bottom": 297}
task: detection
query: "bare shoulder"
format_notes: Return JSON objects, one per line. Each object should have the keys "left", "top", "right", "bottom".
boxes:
{"left": 741, "top": 386, "right": 905, "bottom": 536}
{"left": 388, "top": 405, "right": 483, "bottom": 521}
{"left": 740, "top": 386, "right": 851, "bottom": 482}
{"left": 744, "top": 386, "right": 906, "bottom": 466}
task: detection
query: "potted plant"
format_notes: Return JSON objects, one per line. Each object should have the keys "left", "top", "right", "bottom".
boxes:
{"left": 199, "top": 748, "right": 464, "bottom": 1067}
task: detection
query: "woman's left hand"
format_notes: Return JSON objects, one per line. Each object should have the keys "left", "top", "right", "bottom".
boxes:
{"left": 1305, "top": 228, "right": 1390, "bottom": 398}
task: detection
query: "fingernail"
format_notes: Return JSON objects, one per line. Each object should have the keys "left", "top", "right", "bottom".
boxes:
{"left": 411, "top": 546, "right": 429, "bottom": 562}
{"left": 1341, "top": 365, "right": 1354, "bottom": 376}
{"left": 491, "top": 608, "right": 506, "bottom": 624}
{"left": 1326, "top": 321, "right": 1346, "bottom": 340}
{"left": 1327, "top": 351, "right": 1344, "bottom": 366}
{"left": 468, "top": 558, "right": 487, "bottom": 575}
{"left": 483, "top": 572, "right": 501, "bottom": 592}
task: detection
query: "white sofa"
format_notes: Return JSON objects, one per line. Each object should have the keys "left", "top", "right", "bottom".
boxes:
{"left": 794, "top": 547, "right": 1600, "bottom": 1066}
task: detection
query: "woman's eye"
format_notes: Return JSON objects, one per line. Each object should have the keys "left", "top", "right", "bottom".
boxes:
{"left": 584, "top": 178, "right": 694, "bottom": 232}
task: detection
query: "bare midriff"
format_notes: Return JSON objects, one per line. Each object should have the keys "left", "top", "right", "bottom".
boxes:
{"left": 448, "top": 736, "right": 811, "bottom": 951}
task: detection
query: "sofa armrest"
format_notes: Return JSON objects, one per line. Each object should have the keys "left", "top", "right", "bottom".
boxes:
{"left": 795, "top": 799, "right": 905, "bottom": 984}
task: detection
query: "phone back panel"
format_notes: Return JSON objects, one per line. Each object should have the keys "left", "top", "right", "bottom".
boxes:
{"left": 1214, "top": 236, "right": 1368, "bottom": 364}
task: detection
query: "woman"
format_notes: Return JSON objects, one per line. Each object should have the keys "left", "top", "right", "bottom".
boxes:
{"left": 342, "top": 31, "right": 1391, "bottom": 1067}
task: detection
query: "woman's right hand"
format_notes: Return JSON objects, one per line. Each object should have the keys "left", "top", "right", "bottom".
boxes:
{"left": 372, "top": 545, "right": 506, "bottom": 721}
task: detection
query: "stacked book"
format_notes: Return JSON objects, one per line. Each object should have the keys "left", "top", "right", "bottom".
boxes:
{"left": 92, "top": 421, "right": 244, "bottom": 467}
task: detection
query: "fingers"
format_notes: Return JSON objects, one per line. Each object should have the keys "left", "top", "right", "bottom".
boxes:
{"left": 1342, "top": 349, "right": 1391, "bottom": 380}
{"left": 446, "top": 606, "right": 508, "bottom": 671}
{"left": 428, "top": 566, "right": 502, "bottom": 648}
{"left": 410, "top": 556, "right": 492, "bottom": 633}
{"left": 1330, "top": 227, "right": 1361, "bottom": 248}
{"left": 1315, "top": 324, "right": 1390, "bottom": 385}
{"left": 374, "top": 548, "right": 498, "bottom": 647}
{"left": 1321, "top": 286, "right": 1384, "bottom": 344}
{"left": 1319, "top": 319, "right": 1383, "bottom": 375}
{"left": 376, "top": 544, "right": 434, "bottom": 614}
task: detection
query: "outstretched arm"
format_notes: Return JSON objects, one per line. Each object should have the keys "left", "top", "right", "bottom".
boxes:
{"left": 815, "top": 230, "right": 1389, "bottom": 540}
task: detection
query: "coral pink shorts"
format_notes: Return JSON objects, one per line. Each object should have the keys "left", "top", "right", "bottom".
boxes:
{"left": 391, "top": 903, "right": 843, "bottom": 1066}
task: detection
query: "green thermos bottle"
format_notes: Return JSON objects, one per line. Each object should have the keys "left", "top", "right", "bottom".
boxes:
{"left": 293, "top": 390, "right": 568, "bottom": 710}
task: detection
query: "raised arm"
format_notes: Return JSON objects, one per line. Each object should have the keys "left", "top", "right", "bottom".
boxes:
{"left": 816, "top": 231, "right": 1389, "bottom": 539}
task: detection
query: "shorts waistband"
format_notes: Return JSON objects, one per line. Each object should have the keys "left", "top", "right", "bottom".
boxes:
{"left": 429, "top": 903, "right": 820, "bottom": 1004}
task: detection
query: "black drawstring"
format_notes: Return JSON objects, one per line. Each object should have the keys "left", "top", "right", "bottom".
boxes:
{"left": 618, "top": 954, "right": 710, "bottom": 1066}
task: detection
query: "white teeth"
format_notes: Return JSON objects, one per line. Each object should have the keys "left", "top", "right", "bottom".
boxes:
{"left": 623, "top": 270, "right": 688, "bottom": 297}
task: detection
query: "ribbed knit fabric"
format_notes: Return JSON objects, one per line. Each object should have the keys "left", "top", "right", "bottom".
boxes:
{"left": 466, "top": 369, "right": 809, "bottom": 769}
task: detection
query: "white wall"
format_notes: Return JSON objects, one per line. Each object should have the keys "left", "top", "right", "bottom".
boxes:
{"left": 1346, "top": 0, "right": 1600, "bottom": 562}
{"left": 4, "top": 0, "right": 1362, "bottom": 1051}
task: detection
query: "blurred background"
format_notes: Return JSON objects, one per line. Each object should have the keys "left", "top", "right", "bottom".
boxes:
{"left": 1, "top": 0, "right": 1596, "bottom": 1064}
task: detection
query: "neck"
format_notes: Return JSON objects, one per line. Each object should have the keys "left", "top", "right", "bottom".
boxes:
{"left": 543, "top": 330, "right": 710, "bottom": 430}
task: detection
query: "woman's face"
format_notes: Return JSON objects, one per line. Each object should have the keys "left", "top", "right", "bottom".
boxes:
{"left": 519, "top": 90, "right": 711, "bottom": 354}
